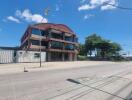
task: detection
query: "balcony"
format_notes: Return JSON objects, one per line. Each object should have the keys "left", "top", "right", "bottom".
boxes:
{"left": 30, "top": 34, "right": 46, "bottom": 40}
{"left": 65, "top": 36, "right": 73, "bottom": 42}
{"left": 50, "top": 41, "right": 63, "bottom": 49}
{"left": 31, "top": 28, "right": 47, "bottom": 37}
{"left": 50, "top": 33, "right": 63, "bottom": 40}
{"left": 30, "top": 40, "right": 47, "bottom": 50}
{"left": 65, "top": 44, "right": 74, "bottom": 50}
{"left": 30, "top": 45, "right": 46, "bottom": 50}
{"left": 74, "top": 37, "right": 78, "bottom": 43}
{"left": 65, "top": 35, "right": 78, "bottom": 43}
{"left": 48, "top": 48, "right": 77, "bottom": 53}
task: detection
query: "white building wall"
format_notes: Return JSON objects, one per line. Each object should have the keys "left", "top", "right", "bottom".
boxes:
{"left": 16, "top": 50, "right": 46, "bottom": 63}
{"left": 0, "top": 50, "right": 14, "bottom": 63}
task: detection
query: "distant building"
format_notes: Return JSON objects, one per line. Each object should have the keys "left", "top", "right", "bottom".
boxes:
{"left": 120, "top": 51, "right": 132, "bottom": 60}
{"left": 20, "top": 23, "right": 79, "bottom": 61}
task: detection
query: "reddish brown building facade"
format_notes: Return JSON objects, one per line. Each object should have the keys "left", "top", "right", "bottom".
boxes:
{"left": 20, "top": 23, "right": 78, "bottom": 61}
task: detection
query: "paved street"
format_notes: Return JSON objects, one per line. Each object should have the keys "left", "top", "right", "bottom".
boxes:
{"left": 0, "top": 61, "right": 132, "bottom": 100}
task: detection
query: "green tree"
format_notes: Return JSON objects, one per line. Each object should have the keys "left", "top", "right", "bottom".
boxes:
{"left": 78, "top": 44, "right": 86, "bottom": 56}
{"left": 97, "top": 40, "right": 111, "bottom": 58}
{"left": 84, "top": 34, "right": 122, "bottom": 58}
{"left": 109, "top": 42, "right": 122, "bottom": 56}
{"left": 85, "top": 34, "right": 102, "bottom": 57}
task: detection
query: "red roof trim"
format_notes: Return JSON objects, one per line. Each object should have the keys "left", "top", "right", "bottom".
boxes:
{"left": 32, "top": 23, "right": 75, "bottom": 35}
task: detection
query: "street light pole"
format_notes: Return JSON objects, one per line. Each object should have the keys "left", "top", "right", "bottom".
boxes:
{"left": 39, "top": 8, "right": 50, "bottom": 67}
{"left": 39, "top": 31, "right": 42, "bottom": 67}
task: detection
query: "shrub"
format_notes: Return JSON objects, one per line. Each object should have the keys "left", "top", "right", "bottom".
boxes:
{"left": 77, "top": 55, "right": 88, "bottom": 61}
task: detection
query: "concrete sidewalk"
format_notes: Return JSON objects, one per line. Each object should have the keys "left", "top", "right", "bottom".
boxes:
{"left": 0, "top": 61, "right": 117, "bottom": 75}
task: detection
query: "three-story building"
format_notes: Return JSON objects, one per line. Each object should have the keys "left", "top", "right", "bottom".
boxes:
{"left": 20, "top": 23, "right": 78, "bottom": 61}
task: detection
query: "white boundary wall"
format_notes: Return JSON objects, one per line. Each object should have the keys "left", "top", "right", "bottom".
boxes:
{"left": 0, "top": 49, "right": 46, "bottom": 63}
{"left": 16, "top": 50, "right": 46, "bottom": 63}
{"left": 0, "top": 50, "right": 14, "bottom": 63}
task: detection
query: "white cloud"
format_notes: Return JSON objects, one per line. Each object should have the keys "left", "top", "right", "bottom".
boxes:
{"left": 78, "top": 0, "right": 118, "bottom": 11}
{"left": 16, "top": 9, "right": 48, "bottom": 23}
{"left": 84, "top": 14, "right": 95, "bottom": 19}
{"left": 78, "top": 4, "right": 95, "bottom": 11}
{"left": 7, "top": 16, "right": 20, "bottom": 23}
{"left": 101, "top": 4, "right": 116, "bottom": 10}
{"left": 101, "top": 0, "right": 117, "bottom": 10}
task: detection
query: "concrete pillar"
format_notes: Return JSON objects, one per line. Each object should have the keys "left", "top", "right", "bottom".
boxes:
{"left": 63, "top": 43, "right": 65, "bottom": 50}
{"left": 62, "top": 53, "right": 65, "bottom": 61}
{"left": 48, "top": 31, "right": 52, "bottom": 38}
{"left": 47, "top": 52, "right": 51, "bottom": 61}
{"left": 73, "top": 35, "right": 75, "bottom": 42}
{"left": 68, "top": 53, "right": 73, "bottom": 61}
{"left": 48, "top": 42, "right": 51, "bottom": 49}
{"left": 63, "top": 32, "right": 65, "bottom": 40}
{"left": 74, "top": 54, "right": 77, "bottom": 61}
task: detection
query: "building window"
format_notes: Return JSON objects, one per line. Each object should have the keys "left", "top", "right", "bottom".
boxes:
{"left": 41, "top": 41, "right": 48, "bottom": 47}
{"left": 65, "top": 36, "right": 73, "bottom": 42}
{"left": 41, "top": 30, "right": 47, "bottom": 36}
{"left": 34, "top": 53, "right": 40, "bottom": 58}
{"left": 32, "top": 28, "right": 47, "bottom": 36}
{"left": 51, "top": 41, "right": 63, "bottom": 49}
{"left": 65, "top": 44, "right": 74, "bottom": 50}
{"left": 51, "top": 33, "right": 63, "bottom": 39}
{"left": 31, "top": 40, "right": 40, "bottom": 45}
{"left": 74, "top": 37, "right": 78, "bottom": 43}
{"left": 32, "top": 28, "right": 41, "bottom": 35}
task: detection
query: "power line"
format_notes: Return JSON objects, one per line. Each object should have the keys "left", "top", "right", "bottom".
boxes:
{"left": 107, "top": 3, "right": 132, "bottom": 11}
{"left": 103, "top": 1, "right": 132, "bottom": 11}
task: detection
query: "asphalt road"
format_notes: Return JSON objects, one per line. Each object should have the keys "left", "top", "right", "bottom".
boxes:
{"left": 0, "top": 62, "right": 132, "bottom": 100}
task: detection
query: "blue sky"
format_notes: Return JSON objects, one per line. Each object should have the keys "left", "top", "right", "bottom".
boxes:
{"left": 0, "top": 0, "right": 132, "bottom": 54}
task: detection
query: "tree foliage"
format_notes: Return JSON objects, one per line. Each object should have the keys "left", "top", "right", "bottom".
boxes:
{"left": 85, "top": 34, "right": 102, "bottom": 56}
{"left": 79, "top": 34, "right": 122, "bottom": 58}
{"left": 78, "top": 44, "right": 86, "bottom": 56}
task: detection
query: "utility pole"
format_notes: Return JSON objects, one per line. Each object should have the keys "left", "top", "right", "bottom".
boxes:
{"left": 39, "top": 8, "right": 50, "bottom": 67}
{"left": 39, "top": 31, "right": 42, "bottom": 67}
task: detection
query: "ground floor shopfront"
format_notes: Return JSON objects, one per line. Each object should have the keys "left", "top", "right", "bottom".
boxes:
{"left": 47, "top": 52, "right": 77, "bottom": 61}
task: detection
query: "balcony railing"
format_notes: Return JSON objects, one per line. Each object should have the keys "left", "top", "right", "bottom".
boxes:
{"left": 65, "top": 37, "right": 73, "bottom": 42}
{"left": 50, "top": 33, "right": 63, "bottom": 40}
{"left": 30, "top": 45, "right": 46, "bottom": 50}
{"left": 65, "top": 44, "right": 74, "bottom": 50}
{"left": 50, "top": 41, "right": 63, "bottom": 49}
{"left": 31, "top": 28, "right": 48, "bottom": 37}
{"left": 74, "top": 37, "right": 78, "bottom": 43}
